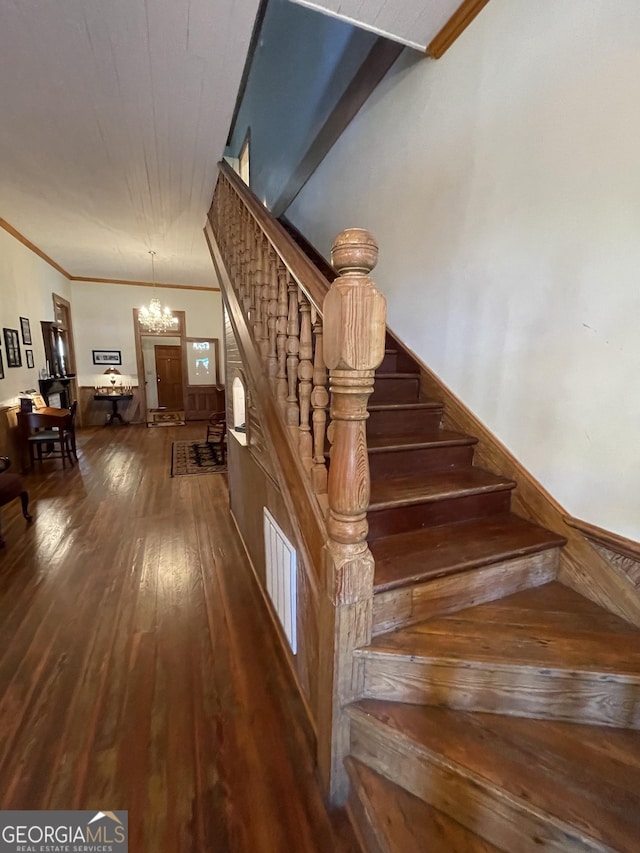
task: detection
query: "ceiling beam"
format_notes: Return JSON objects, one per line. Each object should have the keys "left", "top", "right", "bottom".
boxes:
{"left": 427, "top": 0, "right": 490, "bottom": 59}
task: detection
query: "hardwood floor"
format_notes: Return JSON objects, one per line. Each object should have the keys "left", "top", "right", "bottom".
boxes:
{"left": 0, "top": 423, "right": 358, "bottom": 853}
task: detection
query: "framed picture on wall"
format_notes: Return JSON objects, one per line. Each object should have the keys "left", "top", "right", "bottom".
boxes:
{"left": 20, "top": 317, "right": 32, "bottom": 345}
{"left": 25, "top": 349, "right": 34, "bottom": 368}
{"left": 3, "top": 328, "right": 21, "bottom": 367}
{"left": 92, "top": 349, "right": 122, "bottom": 365}
{"left": 0, "top": 349, "right": 4, "bottom": 380}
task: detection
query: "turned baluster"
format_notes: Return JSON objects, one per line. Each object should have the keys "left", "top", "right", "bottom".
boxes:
{"left": 285, "top": 272, "right": 300, "bottom": 439}
{"left": 297, "top": 292, "right": 314, "bottom": 472}
{"left": 223, "top": 181, "right": 234, "bottom": 257}
{"left": 238, "top": 208, "right": 250, "bottom": 306}
{"left": 266, "top": 250, "right": 279, "bottom": 387}
{"left": 318, "top": 229, "right": 386, "bottom": 805}
{"left": 250, "top": 235, "right": 264, "bottom": 346}
{"left": 258, "top": 244, "right": 271, "bottom": 361}
{"left": 235, "top": 207, "right": 246, "bottom": 303}
{"left": 276, "top": 262, "right": 289, "bottom": 412}
{"left": 245, "top": 217, "right": 257, "bottom": 317}
{"left": 228, "top": 198, "right": 240, "bottom": 285}
{"left": 310, "top": 308, "right": 329, "bottom": 497}
{"left": 237, "top": 210, "right": 250, "bottom": 313}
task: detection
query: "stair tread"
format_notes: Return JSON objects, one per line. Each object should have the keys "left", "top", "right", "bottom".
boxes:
{"left": 369, "top": 468, "right": 515, "bottom": 512}
{"left": 368, "top": 401, "right": 442, "bottom": 412}
{"left": 363, "top": 581, "right": 640, "bottom": 676}
{"left": 345, "top": 756, "right": 502, "bottom": 853}
{"left": 375, "top": 372, "right": 420, "bottom": 379}
{"left": 367, "top": 429, "right": 477, "bottom": 452}
{"left": 348, "top": 700, "right": 640, "bottom": 851}
{"left": 371, "top": 514, "right": 565, "bottom": 592}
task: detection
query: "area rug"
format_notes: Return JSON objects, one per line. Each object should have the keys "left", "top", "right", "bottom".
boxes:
{"left": 171, "top": 441, "right": 227, "bottom": 476}
{"left": 148, "top": 409, "right": 186, "bottom": 428}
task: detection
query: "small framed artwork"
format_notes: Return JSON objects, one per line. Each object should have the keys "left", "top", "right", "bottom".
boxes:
{"left": 0, "top": 350, "right": 4, "bottom": 380}
{"left": 20, "top": 317, "right": 32, "bottom": 345}
{"left": 92, "top": 349, "right": 122, "bottom": 365}
{"left": 3, "top": 328, "right": 22, "bottom": 368}
{"left": 25, "top": 349, "right": 34, "bottom": 368}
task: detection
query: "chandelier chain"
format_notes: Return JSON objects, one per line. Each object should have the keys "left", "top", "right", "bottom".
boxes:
{"left": 138, "top": 250, "right": 178, "bottom": 333}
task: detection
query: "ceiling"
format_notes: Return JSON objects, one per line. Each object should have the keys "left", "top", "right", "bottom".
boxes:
{"left": 288, "top": 0, "right": 463, "bottom": 51}
{"left": 0, "top": 0, "right": 260, "bottom": 288}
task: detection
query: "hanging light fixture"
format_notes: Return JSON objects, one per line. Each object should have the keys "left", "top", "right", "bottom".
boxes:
{"left": 138, "top": 251, "right": 178, "bottom": 333}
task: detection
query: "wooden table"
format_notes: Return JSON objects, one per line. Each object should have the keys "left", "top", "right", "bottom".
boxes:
{"left": 94, "top": 393, "right": 133, "bottom": 425}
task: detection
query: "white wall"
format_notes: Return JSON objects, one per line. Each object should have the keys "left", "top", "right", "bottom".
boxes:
{"left": 0, "top": 227, "right": 71, "bottom": 406}
{"left": 69, "top": 281, "right": 224, "bottom": 386}
{"left": 288, "top": 0, "right": 640, "bottom": 540}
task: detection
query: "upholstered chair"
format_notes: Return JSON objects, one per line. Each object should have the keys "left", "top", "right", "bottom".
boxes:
{"left": 0, "top": 456, "right": 32, "bottom": 547}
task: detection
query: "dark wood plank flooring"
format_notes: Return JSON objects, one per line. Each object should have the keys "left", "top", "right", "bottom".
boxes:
{"left": 0, "top": 423, "right": 358, "bottom": 853}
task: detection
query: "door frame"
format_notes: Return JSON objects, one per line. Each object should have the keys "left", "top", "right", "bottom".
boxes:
{"left": 133, "top": 308, "right": 187, "bottom": 423}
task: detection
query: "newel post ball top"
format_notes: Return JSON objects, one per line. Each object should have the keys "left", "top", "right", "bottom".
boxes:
{"left": 324, "top": 229, "right": 386, "bottom": 372}
{"left": 331, "top": 228, "right": 378, "bottom": 275}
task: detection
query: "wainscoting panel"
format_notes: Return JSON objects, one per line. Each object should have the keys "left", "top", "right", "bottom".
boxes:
{"left": 184, "top": 385, "right": 225, "bottom": 420}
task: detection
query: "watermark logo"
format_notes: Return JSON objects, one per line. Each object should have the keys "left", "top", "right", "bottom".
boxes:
{"left": 0, "top": 810, "right": 128, "bottom": 852}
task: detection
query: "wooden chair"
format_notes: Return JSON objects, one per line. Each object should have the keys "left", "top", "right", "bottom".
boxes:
{"left": 25, "top": 408, "right": 75, "bottom": 469}
{"left": 206, "top": 412, "right": 227, "bottom": 465}
{"left": 67, "top": 401, "right": 79, "bottom": 460}
{"left": 0, "top": 457, "right": 32, "bottom": 547}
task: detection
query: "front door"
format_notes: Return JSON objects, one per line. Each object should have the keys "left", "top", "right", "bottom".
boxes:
{"left": 155, "top": 345, "right": 183, "bottom": 409}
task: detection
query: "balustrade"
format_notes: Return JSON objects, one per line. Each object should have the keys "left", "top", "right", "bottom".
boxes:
{"left": 209, "top": 167, "right": 387, "bottom": 806}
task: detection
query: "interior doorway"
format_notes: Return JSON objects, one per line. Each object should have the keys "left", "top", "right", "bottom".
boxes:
{"left": 133, "top": 309, "right": 187, "bottom": 423}
{"left": 155, "top": 345, "right": 183, "bottom": 409}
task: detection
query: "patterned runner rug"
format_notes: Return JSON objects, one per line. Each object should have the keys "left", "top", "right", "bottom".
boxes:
{"left": 171, "top": 441, "right": 227, "bottom": 476}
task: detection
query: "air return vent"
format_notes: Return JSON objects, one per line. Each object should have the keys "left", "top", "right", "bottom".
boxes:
{"left": 263, "top": 508, "right": 297, "bottom": 654}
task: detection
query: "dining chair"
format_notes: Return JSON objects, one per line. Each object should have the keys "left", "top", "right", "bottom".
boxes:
{"left": 25, "top": 409, "right": 75, "bottom": 469}
{"left": 0, "top": 456, "right": 32, "bottom": 547}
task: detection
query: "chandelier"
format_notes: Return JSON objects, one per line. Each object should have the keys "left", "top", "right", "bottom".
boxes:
{"left": 138, "top": 251, "right": 178, "bottom": 333}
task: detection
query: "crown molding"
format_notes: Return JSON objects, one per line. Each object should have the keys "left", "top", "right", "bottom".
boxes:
{"left": 0, "top": 218, "right": 219, "bottom": 292}
{"left": 0, "top": 217, "right": 72, "bottom": 278}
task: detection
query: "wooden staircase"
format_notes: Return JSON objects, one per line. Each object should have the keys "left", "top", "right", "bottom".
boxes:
{"left": 344, "top": 336, "right": 640, "bottom": 852}
{"left": 209, "top": 169, "right": 640, "bottom": 851}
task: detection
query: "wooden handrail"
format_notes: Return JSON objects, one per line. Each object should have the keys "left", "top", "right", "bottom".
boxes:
{"left": 218, "top": 161, "right": 331, "bottom": 310}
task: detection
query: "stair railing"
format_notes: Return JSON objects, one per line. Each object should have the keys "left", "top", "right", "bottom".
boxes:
{"left": 206, "top": 161, "right": 386, "bottom": 803}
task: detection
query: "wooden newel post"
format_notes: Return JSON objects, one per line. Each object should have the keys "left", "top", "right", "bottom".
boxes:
{"left": 318, "top": 228, "right": 386, "bottom": 804}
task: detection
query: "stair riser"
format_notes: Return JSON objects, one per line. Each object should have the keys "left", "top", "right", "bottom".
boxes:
{"left": 348, "top": 714, "right": 605, "bottom": 853}
{"left": 369, "top": 445, "right": 475, "bottom": 479}
{"left": 367, "top": 408, "right": 443, "bottom": 437}
{"left": 371, "top": 377, "right": 420, "bottom": 404}
{"left": 360, "top": 659, "right": 640, "bottom": 729}
{"left": 368, "top": 490, "right": 512, "bottom": 540}
{"left": 373, "top": 550, "right": 559, "bottom": 635}
{"left": 377, "top": 351, "right": 398, "bottom": 373}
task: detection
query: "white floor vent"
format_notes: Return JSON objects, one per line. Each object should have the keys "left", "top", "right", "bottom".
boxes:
{"left": 263, "top": 508, "right": 297, "bottom": 654}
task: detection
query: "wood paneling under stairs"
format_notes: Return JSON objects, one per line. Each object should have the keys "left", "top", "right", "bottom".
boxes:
{"left": 0, "top": 423, "right": 357, "bottom": 853}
